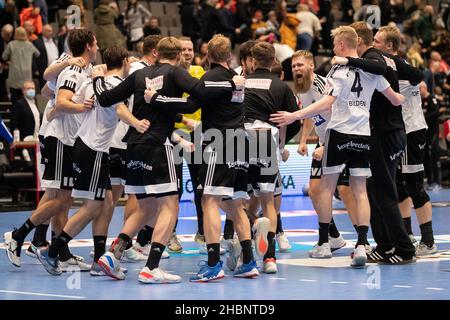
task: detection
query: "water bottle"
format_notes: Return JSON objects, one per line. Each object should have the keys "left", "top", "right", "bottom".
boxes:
{"left": 231, "top": 88, "right": 245, "bottom": 103}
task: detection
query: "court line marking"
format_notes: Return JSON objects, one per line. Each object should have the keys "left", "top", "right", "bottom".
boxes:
{"left": 269, "top": 277, "right": 287, "bottom": 280}
{"left": 425, "top": 287, "right": 444, "bottom": 291}
{"left": 299, "top": 279, "right": 317, "bottom": 282}
{"left": 393, "top": 285, "right": 412, "bottom": 288}
{"left": 330, "top": 281, "right": 348, "bottom": 284}
{"left": 0, "top": 289, "right": 85, "bottom": 299}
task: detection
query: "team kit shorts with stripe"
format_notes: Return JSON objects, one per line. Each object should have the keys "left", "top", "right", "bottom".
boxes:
{"left": 399, "top": 128, "right": 427, "bottom": 174}
{"left": 71, "top": 137, "right": 111, "bottom": 201}
{"left": 125, "top": 140, "right": 179, "bottom": 199}
{"left": 310, "top": 144, "right": 350, "bottom": 186}
{"left": 199, "top": 129, "right": 250, "bottom": 200}
{"left": 246, "top": 127, "right": 280, "bottom": 196}
{"left": 109, "top": 147, "right": 127, "bottom": 186}
{"left": 323, "top": 129, "right": 371, "bottom": 177}
{"left": 41, "top": 136, "right": 75, "bottom": 190}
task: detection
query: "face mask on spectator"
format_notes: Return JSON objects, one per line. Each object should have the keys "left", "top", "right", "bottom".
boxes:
{"left": 25, "top": 89, "right": 35, "bottom": 99}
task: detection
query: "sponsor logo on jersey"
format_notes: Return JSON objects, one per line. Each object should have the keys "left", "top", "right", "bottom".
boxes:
{"left": 336, "top": 141, "right": 370, "bottom": 151}
{"left": 245, "top": 78, "right": 272, "bottom": 90}
{"left": 127, "top": 160, "right": 153, "bottom": 171}
{"left": 145, "top": 76, "right": 164, "bottom": 90}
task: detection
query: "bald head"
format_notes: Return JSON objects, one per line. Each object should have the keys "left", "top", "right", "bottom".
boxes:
{"left": 42, "top": 24, "right": 54, "bottom": 39}
{"left": 23, "top": 21, "right": 35, "bottom": 35}
{"left": 1, "top": 24, "right": 13, "bottom": 41}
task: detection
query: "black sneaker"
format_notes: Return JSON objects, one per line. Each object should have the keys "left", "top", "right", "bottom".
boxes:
{"left": 367, "top": 247, "right": 388, "bottom": 263}
{"left": 377, "top": 252, "right": 416, "bottom": 265}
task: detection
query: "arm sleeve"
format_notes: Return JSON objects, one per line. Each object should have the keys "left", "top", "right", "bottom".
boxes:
{"left": 58, "top": 70, "right": 78, "bottom": 93}
{"left": 93, "top": 72, "right": 136, "bottom": 107}
{"left": 2, "top": 44, "right": 11, "bottom": 61}
{"left": 394, "top": 56, "right": 424, "bottom": 85}
{"left": 346, "top": 54, "right": 387, "bottom": 75}
{"left": 375, "top": 75, "right": 391, "bottom": 92}
{"left": 325, "top": 77, "right": 343, "bottom": 98}
{"left": 150, "top": 94, "right": 200, "bottom": 114}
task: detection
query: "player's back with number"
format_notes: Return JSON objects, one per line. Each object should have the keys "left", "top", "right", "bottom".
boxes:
{"left": 326, "top": 64, "right": 389, "bottom": 136}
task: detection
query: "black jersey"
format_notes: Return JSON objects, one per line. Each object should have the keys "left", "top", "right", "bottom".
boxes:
{"left": 242, "top": 68, "right": 299, "bottom": 125}
{"left": 93, "top": 62, "right": 236, "bottom": 145}
{"left": 200, "top": 63, "right": 244, "bottom": 132}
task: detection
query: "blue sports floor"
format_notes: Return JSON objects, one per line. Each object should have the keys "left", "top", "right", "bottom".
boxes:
{"left": 1, "top": 190, "right": 450, "bottom": 300}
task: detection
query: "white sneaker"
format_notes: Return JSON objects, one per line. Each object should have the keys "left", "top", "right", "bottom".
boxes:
{"left": 199, "top": 243, "right": 226, "bottom": 255}
{"left": 98, "top": 252, "right": 126, "bottom": 280}
{"left": 276, "top": 232, "right": 292, "bottom": 252}
{"left": 59, "top": 255, "right": 91, "bottom": 272}
{"left": 252, "top": 217, "right": 270, "bottom": 257}
{"left": 416, "top": 242, "right": 438, "bottom": 257}
{"left": 309, "top": 243, "right": 332, "bottom": 259}
{"left": 90, "top": 261, "right": 128, "bottom": 276}
{"left": 122, "top": 247, "right": 147, "bottom": 262}
{"left": 4, "top": 231, "right": 21, "bottom": 267}
{"left": 167, "top": 232, "right": 183, "bottom": 253}
{"left": 138, "top": 267, "right": 182, "bottom": 284}
{"left": 329, "top": 234, "right": 346, "bottom": 252}
{"left": 262, "top": 258, "right": 277, "bottom": 274}
{"left": 226, "top": 238, "right": 242, "bottom": 271}
{"left": 351, "top": 245, "right": 367, "bottom": 268}
{"left": 194, "top": 232, "right": 205, "bottom": 244}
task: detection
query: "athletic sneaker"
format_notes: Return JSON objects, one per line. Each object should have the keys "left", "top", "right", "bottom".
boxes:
{"left": 90, "top": 261, "right": 128, "bottom": 276}
{"left": 226, "top": 238, "right": 242, "bottom": 271}
{"left": 138, "top": 267, "right": 182, "bottom": 284}
{"left": 194, "top": 232, "right": 205, "bottom": 244}
{"left": 351, "top": 245, "right": 367, "bottom": 268}
{"left": 252, "top": 217, "right": 270, "bottom": 257}
{"left": 262, "top": 258, "right": 277, "bottom": 274}
{"left": 26, "top": 242, "right": 49, "bottom": 258}
{"left": 367, "top": 247, "right": 389, "bottom": 263}
{"left": 167, "top": 232, "right": 182, "bottom": 253}
{"left": 377, "top": 252, "right": 416, "bottom": 265}
{"left": 199, "top": 243, "right": 226, "bottom": 255}
{"left": 133, "top": 242, "right": 151, "bottom": 256}
{"left": 233, "top": 260, "right": 259, "bottom": 278}
{"left": 190, "top": 260, "right": 225, "bottom": 282}
{"left": 276, "top": 232, "right": 292, "bottom": 252}
{"left": 309, "top": 243, "right": 332, "bottom": 259}
{"left": 59, "top": 255, "right": 91, "bottom": 272}
{"left": 122, "top": 247, "right": 147, "bottom": 262}
{"left": 4, "top": 231, "right": 21, "bottom": 267}
{"left": 36, "top": 247, "right": 62, "bottom": 276}
{"left": 415, "top": 242, "right": 438, "bottom": 257}
{"left": 350, "top": 244, "right": 373, "bottom": 259}
{"left": 329, "top": 235, "right": 346, "bottom": 252}
{"left": 220, "top": 236, "right": 232, "bottom": 253}
{"left": 97, "top": 251, "right": 126, "bottom": 280}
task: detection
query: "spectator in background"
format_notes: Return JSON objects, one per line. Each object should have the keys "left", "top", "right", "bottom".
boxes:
{"left": 94, "top": 0, "right": 126, "bottom": 53}
{"left": 251, "top": 9, "right": 267, "bottom": 39}
{"left": 266, "top": 10, "right": 280, "bottom": 39}
{"left": 218, "top": 0, "right": 238, "bottom": 45}
{"left": 143, "top": 16, "right": 161, "bottom": 36}
{"left": 124, "top": 0, "right": 152, "bottom": 50}
{"left": 33, "top": 0, "right": 48, "bottom": 24}
{"left": 421, "top": 82, "right": 443, "bottom": 191}
{"left": 20, "top": 3, "right": 43, "bottom": 36}
{"left": 23, "top": 20, "right": 38, "bottom": 41}
{"left": 277, "top": 0, "right": 300, "bottom": 50}
{"left": 235, "top": 0, "right": 253, "bottom": 43}
{"left": 413, "top": 5, "right": 434, "bottom": 50}
{"left": 317, "top": 0, "right": 333, "bottom": 51}
{"left": 295, "top": 3, "right": 321, "bottom": 51}
{"left": 181, "top": 0, "right": 202, "bottom": 46}
{"left": 341, "top": 0, "right": 355, "bottom": 24}
{"left": 391, "top": 0, "right": 406, "bottom": 31}
{"left": 0, "top": 0, "right": 20, "bottom": 29}
{"left": 407, "top": 41, "right": 425, "bottom": 68}
{"left": 0, "top": 24, "right": 13, "bottom": 102}
{"left": 10, "top": 80, "right": 40, "bottom": 140}
{"left": 199, "top": 0, "right": 221, "bottom": 43}
{"left": 194, "top": 41, "right": 208, "bottom": 69}
{"left": 300, "top": 0, "right": 319, "bottom": 14}
{"left": 1, "top": 26, "right": 40, "bottom": 104}
{"left": 32, "top": 23, "right": 59, "bottom": 90}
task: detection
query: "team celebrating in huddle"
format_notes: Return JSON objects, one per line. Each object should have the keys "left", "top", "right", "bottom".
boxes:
{"left": 3, "top": 20, "right": 437, "bottom": 284}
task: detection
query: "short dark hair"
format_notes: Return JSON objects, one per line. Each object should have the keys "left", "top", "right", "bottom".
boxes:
{"left": 103, "top": 45, "right": 129, "bottom": 70}
{"left": 251, "top": 41, "right": 275, "bottom": 68}
{"left": 68, "top": 29, "right": 96, "bottom": 57}
{"left": 142, "top": 34, "right": 163, "bottom": 55}
{"left": 350, "top": 21, "right": 373, "bottom": 46}
{"left": 239, "top": 40, "right": 257, "bottom": 63}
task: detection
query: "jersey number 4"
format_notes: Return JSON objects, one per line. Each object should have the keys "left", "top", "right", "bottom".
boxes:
{"left": 351, "top": 72, "right": 363, "bottom": 98}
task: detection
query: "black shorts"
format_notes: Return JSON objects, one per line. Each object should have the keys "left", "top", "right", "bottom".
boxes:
{"left": 39, "top": 134, "right": 45, "bottom": 165}
{"left": 125, "top": 140, "right": 179, "bottom": 198}
{"left": 200, "top": 129, "right": 249, "bottom": 200}
{"left": 323, "top": 129, "right": 370, "bottom": 177}
{"left": 310, "top": 144, "right": 350, "bottom": 186}
{"left": 400, "top": 129, "right": 426, "bottom": 174}
{"left": 109, "top": 147, "right": 127, "bottom": 186}
{"left": 41, "top": 136, "right": 74, "bottom": 190}
{"left": 72, "top": 138, "right": 111, "bottom": 201}
{"left": 246, "top": 127, "right": 279, "bottom": 196}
